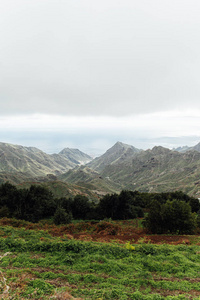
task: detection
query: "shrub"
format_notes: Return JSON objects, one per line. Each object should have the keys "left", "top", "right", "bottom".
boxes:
{"left": 144, "top": 199, "right": 196, "bottom": 234}
{"left": 53, "top": 207, "right": 72, "bottom": 225}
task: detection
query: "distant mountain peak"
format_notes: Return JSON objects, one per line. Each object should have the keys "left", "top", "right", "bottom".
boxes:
{"left": 151, "top": 146, "right": 171, "bottom": 154}
{"left": 87, "top": 141, "right": 141, "bottom": 172}
{"left": 115, "top": 141, "right": 129, "bottom": 147}
{"left": 173, "top": 145, "right": 189, "bottom": 153}
{"left": 59, "top": 147, "right": 92, "bottom": 165}
{"left": 108, "top": 141, "right": 140, "bottom": 152}
{"left": 0, "top": 142, "right": 92, "bottom": 182}
{"left": 174, "top": 141, "right": 200, "bottom": 153}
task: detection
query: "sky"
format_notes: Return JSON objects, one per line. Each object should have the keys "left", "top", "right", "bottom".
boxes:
{"left": 1, "top": 0, "right": 200, "bottom": 155}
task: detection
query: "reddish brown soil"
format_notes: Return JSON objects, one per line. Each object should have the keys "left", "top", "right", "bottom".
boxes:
{"left": 0, "top": 218, "right": 198, "bottom": 245}
{"left": 72, "top": 232, "right": 193, "bottom": 244}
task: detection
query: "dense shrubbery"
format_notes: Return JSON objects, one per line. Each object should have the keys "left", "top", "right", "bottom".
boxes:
{"left": 98, "top": 190, "right": 144, "bottom": 220}
{"left": 143, "top": 199, "right": 197, "bottom": 234}
{"left": 0, "top": 182, "right": 199, "bottom": 233}
{"left": 0, "top": 184, "right": 146, "bottom": 224}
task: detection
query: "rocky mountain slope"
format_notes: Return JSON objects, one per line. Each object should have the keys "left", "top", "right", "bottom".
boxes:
{"left": 59, "top": 165, "right": 122, "bottom": 194}
{"left": 174, "top": 142, "right": 200, "bottom": 153}
{"left": 87, "top": 141, "right": 141, "bottom": 172}
{"left": 2, "top": 140, "right": 200, "bottom": 197}
{"left": 60, "top": 141, "right": 200, "bottom": 197}
{"left": 98, "top": 146, "right": 200, "bottom": 195}
{"left": 0, "top": 142, "right": 92, "bottom": 180}
{"left": 58, "top": 148, "right": 92, "bottom": 165}
{"left": 58, "top": 141, "right": 140, "bottom": 194}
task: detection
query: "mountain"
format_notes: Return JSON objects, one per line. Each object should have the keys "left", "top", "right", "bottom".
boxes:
{"left": 87, "top": 141, "right": 141, "bottom": 172}
{"left": 59, "top": 165, "right": 122, "bottom": 194}
{"left": 98, "top": 146, "right": 200, "bottom": 196}
{"left": 2, "top": 140, "right": 200, "bottom": 198}
{"left": 174, "top": 142, "right": 200, "bottom": 153}
{"left": 58, "top": 141, "right": 141, "bottom": 195}
{"left": 0, "top": 142, "right": 91, "bottom": 181}
{"left": 192, "top": 142, "right": 200, "bottom": 152}
{"left": 58, "top": 148, "right": 92, "bottom": 165}
{"left": 59, "top": 143, "right": 200, "bottom": 196}
{"left": 173, "top": 146, "right": 190, "bottom": 152}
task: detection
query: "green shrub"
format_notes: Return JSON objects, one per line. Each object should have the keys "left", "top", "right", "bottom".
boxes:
{"left": 53, "top": 207, "right": 72, "bottom": 225}
{"left": 144, "top": 199, "right": 197, "bottom": 234}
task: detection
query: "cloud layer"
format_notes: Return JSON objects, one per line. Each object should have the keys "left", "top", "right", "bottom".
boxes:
{"left": 1, "top": 0, "right": 200, "bottom": 115}
{"left": 1, "top": 111, "right": 200, "bottom": 154}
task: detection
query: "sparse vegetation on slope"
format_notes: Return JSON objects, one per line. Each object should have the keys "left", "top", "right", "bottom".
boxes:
{"left": 0, "top": 142, "right": 92, "bottom": 183}
{"left": 2, "top": 141, "right": 200, "bottom": 197}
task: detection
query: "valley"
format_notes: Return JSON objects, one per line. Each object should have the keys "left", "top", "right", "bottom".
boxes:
{"left": 0, "top": 140, "right": 200, "bottom": 197}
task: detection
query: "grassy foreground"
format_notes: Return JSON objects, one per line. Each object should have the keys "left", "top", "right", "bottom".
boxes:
{"left": 0, "top": 222, "right": 200, "bottom": 299}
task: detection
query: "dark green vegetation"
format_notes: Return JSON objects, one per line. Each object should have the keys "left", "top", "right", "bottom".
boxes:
{"left": 0, "top": 223, "right": 200, "bottom": 299}
{"left": 144, "top": 199, "right": 196, "bottom": 234}
{"left": 0, "top": 182, "right": 95, "bottom": 223}
{"left": 0, "top": 182, "right": 200, "bottom": 234}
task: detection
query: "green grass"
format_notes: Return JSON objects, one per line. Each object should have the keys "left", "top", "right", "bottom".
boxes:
{"left": 0, "top": 225, "right": 200, "bottom": 299}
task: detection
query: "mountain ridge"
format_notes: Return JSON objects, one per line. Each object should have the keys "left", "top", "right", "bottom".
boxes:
{"left": 1, "top": 140, "right": 200, "bottom": 197}
{"left": 0, "top": 142, "right": 91, "bottom": 179}
{"left": 87, "top": 141, "right": 141, "bottom": 172}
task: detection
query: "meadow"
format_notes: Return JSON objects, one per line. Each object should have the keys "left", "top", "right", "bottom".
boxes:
{"left": 0, "top": 219, "right": 200, "bottom": 299}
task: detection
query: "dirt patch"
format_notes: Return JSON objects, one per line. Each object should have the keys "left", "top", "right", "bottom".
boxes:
{"left": 72, "top": 232, "right": 194, "bottom": 245}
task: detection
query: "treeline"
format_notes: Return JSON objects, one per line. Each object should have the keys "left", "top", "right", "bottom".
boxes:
{"left": 0, "top": 182, "right": 200, "bottom": 234}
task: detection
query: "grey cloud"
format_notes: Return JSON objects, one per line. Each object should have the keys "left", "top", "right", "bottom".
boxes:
{"left": 1, "top": 0, "right": 200, "bottom": 115}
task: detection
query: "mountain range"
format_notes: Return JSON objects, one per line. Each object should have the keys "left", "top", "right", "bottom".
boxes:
{"left": 1, "top": 141, "right": 200, "bottom": 197}
{"left": 0, "top": 142, "right": 92, "bottom": 184}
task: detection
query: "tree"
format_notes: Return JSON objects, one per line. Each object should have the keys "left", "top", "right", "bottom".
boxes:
{"left": 23, "top": 185, "right": 55, "bottom": 222}
{"left": 144, "top": 199, "right": 196, "bottom": 234}
{"left": 143, "top": 200, "right": 163, "bottom": 233}
{"left": 98, "top": 193, "right": 119, "bottom": 219}
{"left": 71, "top": 195, "right": 92, "bottom": 220}
{"left": 53, "top": 207, "right": 72, "bottom": 225}
{"left": 117, "top": 190, "right": 135, "bottom": 220}
{"left": 162, "top": 200, "right": 196, "bottom": 234}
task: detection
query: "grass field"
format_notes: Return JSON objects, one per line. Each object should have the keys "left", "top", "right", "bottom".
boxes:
{"left": 0, "top": 219, "right": 200, "bottom": 299}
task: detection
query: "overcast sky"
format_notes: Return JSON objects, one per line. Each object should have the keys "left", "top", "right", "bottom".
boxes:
{"left": 1, "top": 0, "right": 200, "bottom": 155}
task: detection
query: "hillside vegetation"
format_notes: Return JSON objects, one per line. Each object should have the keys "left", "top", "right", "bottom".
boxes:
{"left": 0, "top": 219, "right": 200, "bottom": 299}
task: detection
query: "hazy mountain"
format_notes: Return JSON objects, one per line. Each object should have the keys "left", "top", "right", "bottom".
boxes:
{"left": 192, "top": 142, "right": 200, "bottom": 152}
{"left": 0, "top": 142, "right": 90, "bottom": 180}
{"left": 174, "top": 142, "right": 200, "bottom": 153}
{"left": 173, "top": 146, "right": 190, "bottom": 152}
{"left": 87, "top": 141, "right": 141, "bottom": 172}
{"left": 58, "top": 148, "right": 92, "bottom": 164}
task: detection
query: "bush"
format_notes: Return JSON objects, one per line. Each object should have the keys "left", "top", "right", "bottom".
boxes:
{"left": 144, "top": 199, "right": 197, "bottom": 234}
{"left": 53, "top": 207, "right": 72, "bottom": 225}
